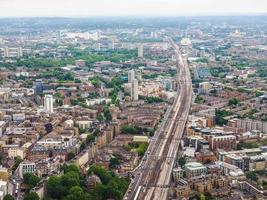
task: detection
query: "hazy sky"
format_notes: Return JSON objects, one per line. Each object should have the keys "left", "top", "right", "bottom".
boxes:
{"left": 1, "top": 0, "right": 267, "bottom": 17}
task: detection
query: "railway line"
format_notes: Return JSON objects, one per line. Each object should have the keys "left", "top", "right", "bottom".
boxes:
{"left": 124, "top": 38, "right": 192, "bottom": 200}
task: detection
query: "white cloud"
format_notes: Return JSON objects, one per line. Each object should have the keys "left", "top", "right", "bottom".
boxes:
{"left": 0, "top": 0, "right": 267, "bottom": 17}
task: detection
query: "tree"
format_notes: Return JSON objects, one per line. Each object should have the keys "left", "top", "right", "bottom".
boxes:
{"left": 62, "top": 164, "right": 79, "bottom": 174}
{"left": 109, "top": 157, "right": 120, "bottom": 169}
{"left": 23, "top": 192, "right": 40, "bottom": 200}
{"left": 47, "top": 176, "right": 67, "bottom": 199}
{"left": 121, "top": 125, "right": 140, "bottom": 134}
{"left": 88, "top": 166, "right": 130, "bottom": 200}
{"left": 195, "top": 95, "right": 204, "bottom": 104}
{"left": 3, "top": 194, "right": 15, "bottom": 200}
{"left": 246, "top": 171, "right": 258, "bottom": 182}
{"left": 13, "top": 156, "right": 22, "bottom": 171}
{"left": 97, "top": 113, "right": 104, "bottom": 122}
{"left": 67, "top": 152, "right": 75, "bottom": 161}
{"left": 136, "top": 143, "right": 148, "bottom": 157}
{"left": 215, "top": 109, "right": 233, "bottom": 126}
{"left": 61, "top": 170, "right": 80, "bottom": 190}
{"left": 178, "top": 157, "right": 186, "bottom": 167}
{"left": 23, "top": 173, "right": 40, "bottom": 188}
{"left": 103, "top": 106, "right": 112, "bottom": 121}
{"left": 65, "top": 186, "right": 91, "bottom": 200}
{"left": 80, "top": 142, "right": 86, "bottom": 151}
{"left": 228, "top": 97, "right": 239, "bottom": 106}
{"left": 88, "top": 165, "right": 113, "bottom": 185}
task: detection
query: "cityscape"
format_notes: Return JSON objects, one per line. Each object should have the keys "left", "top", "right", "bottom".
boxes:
{"left": 0, "top": 1, "right": 267, "bottom": 200}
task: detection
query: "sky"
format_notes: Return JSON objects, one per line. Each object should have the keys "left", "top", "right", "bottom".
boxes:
{"left": 0, "top": 0, "right": 267, "bottom": 17}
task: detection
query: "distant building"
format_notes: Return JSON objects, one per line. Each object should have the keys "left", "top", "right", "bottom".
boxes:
{"left": 75, "top": 59, "right": 86, "bottom": 68}
{"left": 44, "top": 95, "right": 54, "bottom": 113}
{"left": 3, "top": 47, "right": 23, "bottom": 58}
{"left": 33, "top": 79, "right": 43, "bottom": 95}
{"left": 138, "top": 44, "right": 144, "bottom": 58}
{"left": 128, "top": 69, "right": 135, "bottom": 83}
{"left": 131, "top": 79, "right": 139, "bottom": 101}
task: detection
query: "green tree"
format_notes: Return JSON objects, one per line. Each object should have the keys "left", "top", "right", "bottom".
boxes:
{"left": 47, "top": 176, "right": 67, "bottom": 199}
{"left": 67, "top": 152, "right": 75, "bottom": 161}
{"left": 103, "top": 106, "right": 112, "bottom": 121}
{"left": 136, "top": 143, "right": 148, "bottom": 157}
{"left": 13, "top": 156, "right": 22, "bottom": 171}
{"left": 88, "top": 165, "right": 112, "bottom": 185}
{"left": 80, "top": 142, "right": 86, "bottom": 151}
{"left": 178, "top": 157, "right": 186, "bottom": 167}
{"left": 65, "top": 186, "right": 91, "bottom": 200}
{"left": 121, "top": 125, "right": 140, "bottom": 134}
{"left": 215, "top": 109, "right": 233, "bottom": 126}
{"left": 23, "top": 192, "right": 40, "bottom": 200}
{"left": 62, "top": 164, "right": 79, "bottom": 174}
{"left": 3, "top": 194, "right": 15, "bottom": 200}
{"left": 61, "top": 171, "right": 80, "bottom": 190}
{"left": 228, "top": 97, "right": 239, "bottom": 106}
{"left": 109, "top": 157, "right": 120, "bottom": 169}
{"left": 246, "top": 171, "right": 258, "bottom": 182}
{"left": 97, "top": 113, "right": 104, "bottom": 122}
{"left": 23, "top": 173, "right": 40, "bottom": 188}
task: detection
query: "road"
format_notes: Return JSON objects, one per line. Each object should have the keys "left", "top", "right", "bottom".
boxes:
{"left": 124, "top": 38, "right": 192, "bottom": 200}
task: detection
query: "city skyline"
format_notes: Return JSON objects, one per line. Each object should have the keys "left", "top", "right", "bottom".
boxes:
{"left": 0, "top": 0, "right": 267, "bottom": 17}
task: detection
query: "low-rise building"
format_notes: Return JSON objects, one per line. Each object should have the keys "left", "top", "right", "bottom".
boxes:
{"left": 0, "top": 166, "right": 8, "bottom": 182}
{"left": 184, "top": 162, "right": 207, "bottom": 178}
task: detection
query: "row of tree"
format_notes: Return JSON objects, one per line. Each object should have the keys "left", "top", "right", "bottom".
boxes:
{"left": 46, "top": 164, "right": 129, "bottom": 200}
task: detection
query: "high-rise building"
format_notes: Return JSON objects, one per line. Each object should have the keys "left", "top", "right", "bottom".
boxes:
{"left": 131, "top": 79, "right": 139, "bottom": 101}
{"left": 138, "top": 44, "right": 144, "bottom": 58}
{"left": 128, "top": 69, "right": 135, "bottom": 83}
{"left": 18, "top": 47, "right": 23, "bottom": 57}
{"left": 3, "top": 47, "right": 9, "bottom": 58}
{"left": 44, "top": 95, "right": 54, "bottom": 113}
{"left": 33, "top": 79, "right": 43, "bottom": 95}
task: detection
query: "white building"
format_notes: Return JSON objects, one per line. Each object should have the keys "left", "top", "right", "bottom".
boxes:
{"left": 138, "top": 44, "right": 144, "bottom": 58}
{"left": 0, "top": 180, "right": 7, "bottom": 199}
{"left": 128, "top": 69, "right": 135, "bottom": 83}
{"left": 3, "top": 47, "right": 23, "bottom": 58}
{"left": 18, "top": 162, "right": 36, "bottom": 178}
{"left": 44, "top": 95, "right": 54, "bottom": 113}
{"left": 184, "top": 162, "right": 207, "bottom": 178}
{"left": 131, "top": 79, "right": 139, "bottom": 101}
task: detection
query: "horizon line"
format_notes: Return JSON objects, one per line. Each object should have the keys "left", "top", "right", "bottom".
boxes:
{"left": 0, "top": 12, "right": 267, "bottom": 19}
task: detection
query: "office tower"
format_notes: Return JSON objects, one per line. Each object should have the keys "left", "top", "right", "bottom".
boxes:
{"left": 18, "top": 47, "right": 23, "bottom": 57}
{"left": 3, "top": 47, "right": 9, "bottom": 58}
{"left": 131, "top": 79, "right": 139, "bottom": 101}
{"left": 33, "top": 79, "right": 43, "bottom": 95}
{"left": 44, "top": 95, "right": 54, "bottom": 113}
{"left": 128, "top": 69, "right": 135, "bottom": 83}
{"left": 138, "top": 44, "right": 143, "bottom": 58}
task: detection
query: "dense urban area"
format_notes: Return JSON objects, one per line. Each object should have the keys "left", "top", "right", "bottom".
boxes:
{"left": 0, "top": 16, "right": 266, "bottom": 200}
